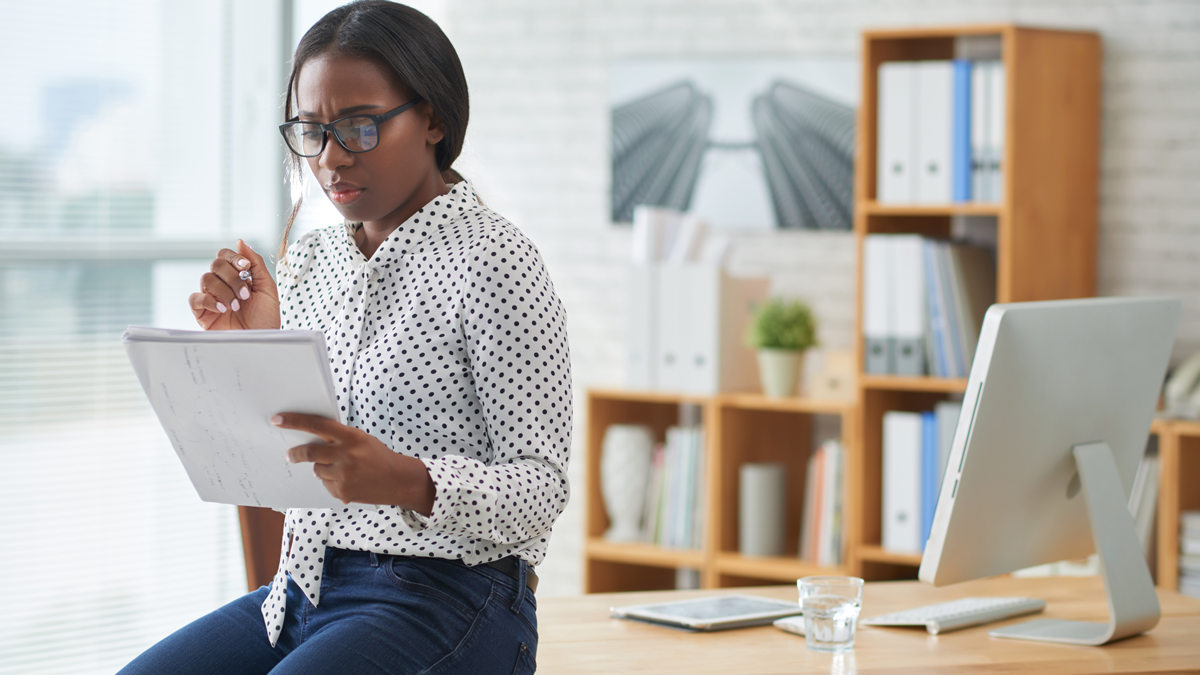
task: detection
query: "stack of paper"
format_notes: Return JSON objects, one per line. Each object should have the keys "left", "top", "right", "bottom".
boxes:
{"left": 863, "top": 234, "right": 995, "bottom": 378}
{"left": 639, "top": 425, "right": 706, "bottom": 550}
{"left": 122, "top": 326, "right": 354, "bottom": 510}
{"left": 876, "top": 59, "right": 1005, "bottom": 205}
{"left": 1181, "top": 511, "right": 1200, "bottom": 599}
{"left": 881, "top": 402, "right": 962, "bottom": 554}
{"left": 798, "top": 439, "right": 845, "bottom": 567}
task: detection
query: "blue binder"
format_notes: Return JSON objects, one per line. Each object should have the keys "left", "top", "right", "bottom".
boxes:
{"left": 952, "top": 59, "right": 972, "bottom": 202}
{"left": 921, "top": 410, "right": 939, "bottom": 550}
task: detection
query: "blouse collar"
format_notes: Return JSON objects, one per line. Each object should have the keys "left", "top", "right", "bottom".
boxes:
{"left": 341, "top": 180, "right": 479, "bottom": 270}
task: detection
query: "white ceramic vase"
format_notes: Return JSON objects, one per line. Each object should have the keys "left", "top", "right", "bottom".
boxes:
{"left": 758, "top": 348, "right": 805, "bottom": 398}
{"left": 601, "top": 424, "right": 655, "bottom": 542}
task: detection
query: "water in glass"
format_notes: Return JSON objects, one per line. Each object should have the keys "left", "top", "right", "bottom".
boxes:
{"left": 802, "top": 594, "right": 862, "bottom": 651}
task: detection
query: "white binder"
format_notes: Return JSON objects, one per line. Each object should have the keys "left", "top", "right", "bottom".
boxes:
{"left": 914, "top": 61, "right": 954, "bottom": 204}
{"left": 657, "top": 266, "right": 689, "bottom": 391}
{"left": 988, "top": 62, "right": 1006, "bottom": 203}
{"left": 863, "top": 235, "right": 894, "bottom": 374}
{"left": 891, "top": 235, "right": 927, "bottom": 376}
{"left": 883, "top": 410, "right": 923, "bottom": 554}
{"left": 877, "top": 62, "right": 915, "bottom": 203}
{"left": 626, "top": 265, "right": 658, "bottom": 389}
{"left": 934, "top": 400, "right": 963, "bottom": 488}
{"left": 656, "top": 265, "right": 767, "bottom": 394}
{"left": 971, "top": 61, "right": 991, "bottom": 202}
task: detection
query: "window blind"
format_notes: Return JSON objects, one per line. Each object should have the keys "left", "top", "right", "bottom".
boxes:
{"left": 0, "top": 2, "right": 286, "bottom": 672}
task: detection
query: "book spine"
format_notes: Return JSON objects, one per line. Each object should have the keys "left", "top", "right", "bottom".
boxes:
{"left": 692, "top": 429, "right": 707, "bottom": 550}
{"left": 799, "top": 447, "right": 820, "bottom": 561}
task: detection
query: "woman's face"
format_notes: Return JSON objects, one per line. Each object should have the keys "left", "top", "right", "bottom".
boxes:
{"left": 295, "top": 51, "right": 444, "bottom": 225}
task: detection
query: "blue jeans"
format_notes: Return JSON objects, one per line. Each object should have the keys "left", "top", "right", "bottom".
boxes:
{"left": 117, "top": 548, "right": 538, "bottom": 675}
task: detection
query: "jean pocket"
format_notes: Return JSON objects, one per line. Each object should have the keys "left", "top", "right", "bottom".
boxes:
{"left": 510, "top": 642, "right": 535, "bottom": 675}
{"left": 382, "top": 558, "right": 482, "bottom": 618}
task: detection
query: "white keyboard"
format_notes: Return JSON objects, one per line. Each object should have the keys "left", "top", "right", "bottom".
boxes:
{"left": 859, "top": 597, "right": 1046, "bottom": 635}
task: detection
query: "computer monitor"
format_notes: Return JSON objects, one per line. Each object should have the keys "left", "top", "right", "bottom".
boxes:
{"left": 918, "top": 297, "right": 1180, "bottom": 645}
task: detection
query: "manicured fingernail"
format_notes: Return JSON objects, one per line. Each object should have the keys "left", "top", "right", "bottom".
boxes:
{"left": 270, "top": 415, "right": 283, "bottom": 425}
{"left": 236, "top": 258, "right": 250, "bottom": 269}
{"left": 240, "top": 287, "right": 250, "bottom": 300}
{"left": 216, "top": 302, "right": 227, "bottom": 313}
{"left": 231, "top": 299, "right": 240, "bottom": 312}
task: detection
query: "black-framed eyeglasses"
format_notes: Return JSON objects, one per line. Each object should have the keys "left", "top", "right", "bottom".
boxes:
{"left": 279, "top": 98, "right": 424, "bottom": 157}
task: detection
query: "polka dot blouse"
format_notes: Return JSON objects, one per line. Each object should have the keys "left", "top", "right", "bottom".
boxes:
{"left": 258, "top": 181, "right": 573, "bottom": 647}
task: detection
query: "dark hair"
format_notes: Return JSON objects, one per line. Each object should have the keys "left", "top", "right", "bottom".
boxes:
{"left": 279, "top": 0, "right": 469, "bottom": 260}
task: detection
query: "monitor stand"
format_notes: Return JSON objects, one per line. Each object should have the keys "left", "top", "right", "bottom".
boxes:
{"left": 989, "top": 441, "right": 1161, "bottom": 645}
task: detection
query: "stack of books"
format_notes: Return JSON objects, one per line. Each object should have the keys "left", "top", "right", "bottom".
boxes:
{"left": 639, "top": 425, "right": 706, "bottom": 550}
{"left": 863, "top": 234, "right": 995, "bottom": 377}
{"left": 881, "top": 402, "right": 963, "bottom": 554}
{"left": 876, "top": 58, "right": 1005, "bottom": 204}
{"left": 798, "top": 439, "right": 845, "bottom": 567}
{"left": 1182, "top": 511, "right": 1200, "bottom": 599}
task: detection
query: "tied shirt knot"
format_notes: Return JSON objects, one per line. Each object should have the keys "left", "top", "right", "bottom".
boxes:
{"left": 261, "top": 262, "right": 384, "bottom": 647}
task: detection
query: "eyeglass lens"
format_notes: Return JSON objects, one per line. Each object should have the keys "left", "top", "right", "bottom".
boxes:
{"left": 284, "top": 117, "right": 380, "bottom": 156}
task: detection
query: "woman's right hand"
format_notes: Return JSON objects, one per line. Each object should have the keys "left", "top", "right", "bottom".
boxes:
{"left": 189, "top": 239, "right": 281, "bottom": 330}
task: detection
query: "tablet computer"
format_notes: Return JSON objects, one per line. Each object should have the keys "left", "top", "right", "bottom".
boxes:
{"left": 610, "top": 594, "right": 802, "bottom": 631}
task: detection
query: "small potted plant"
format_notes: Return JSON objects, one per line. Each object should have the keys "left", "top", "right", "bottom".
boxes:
{"left": 747, "top": 297, "right": 817, "bottom": 398}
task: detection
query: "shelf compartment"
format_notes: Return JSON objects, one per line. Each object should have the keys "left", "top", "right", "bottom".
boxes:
{"left": 717, "top": 392, "right": 854, "bottom": 416}
{"left": 856, "top": 387, "right": 959, "bottom": 578}
{"left": 715, "top": 552, "right": 846, "bottom": 584}
{"left": 856, "top": 545, "right": 924, "bottom": 567}
{"left": 585, "top": 389, "right": 715, "bottom": 553}
{"left": 585, "top": 538, "right": 706, "bottom": 569}
{"left": 1161, "top": 418, "right": 1200, "bottom": 438}
{"left": 587, "top": 388, "right": 711, "bottom": 406}
{"left": 1155, "top": 422, "right": 1200, "bottom": 591}
{"left": 860, "top": 375, "right": 969, "bottom": 393}
{"left": 585, "top": 539, "right": 707, "bottom": 594}
{"left": 714, "top": 405, "right": 818, "bottom": 565}
{"left": 860, "top": 202, "right": 1003, "bottom": 217}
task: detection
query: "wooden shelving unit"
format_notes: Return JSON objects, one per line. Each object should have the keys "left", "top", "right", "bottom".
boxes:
{"left": 850, "top": 24, "right": 1101, "bottom": 581}
{"left": 584, "top": 388, "right": 855, "bottom": 593}
{"left": 1150, "top": 418, "right": 1200, "bottom": 591}
{"left": 585, "top": 23, "right": 1106, "bottom": 594}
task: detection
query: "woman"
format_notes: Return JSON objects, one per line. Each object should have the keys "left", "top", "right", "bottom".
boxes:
{"left": 118, "top": 2, "right": 571, "bottom": 673}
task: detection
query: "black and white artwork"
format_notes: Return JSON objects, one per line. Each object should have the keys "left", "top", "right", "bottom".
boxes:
{"left": 610, "top": 58, "right": 858, "bottom": 231}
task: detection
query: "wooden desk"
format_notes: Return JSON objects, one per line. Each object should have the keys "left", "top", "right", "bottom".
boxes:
{"left": 536, "top": 577, "right": 1200, "bottom": 674}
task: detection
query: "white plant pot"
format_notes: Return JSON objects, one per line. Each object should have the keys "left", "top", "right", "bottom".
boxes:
{"left": 757, "top": 349, "right": 804, "bottom": 398}
{"left": 600, "top": 424, "right": 655, "bottom": 542}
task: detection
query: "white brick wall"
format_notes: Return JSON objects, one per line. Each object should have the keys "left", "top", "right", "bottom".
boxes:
{"left": 435, "top": 0, "right": 1200, "bottom": 596}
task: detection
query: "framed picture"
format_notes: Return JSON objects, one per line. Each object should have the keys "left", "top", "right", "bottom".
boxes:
{"left": 610, "top": 58, "right": 859, "bottom": 231}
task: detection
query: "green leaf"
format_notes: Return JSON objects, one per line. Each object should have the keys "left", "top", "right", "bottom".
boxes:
{"left": 746, "top": 297, "right": 817, "bottom": 351}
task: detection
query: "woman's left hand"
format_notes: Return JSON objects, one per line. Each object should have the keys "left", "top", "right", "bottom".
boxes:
{"left": 271, "top": 413, "right": 436, "bottom": 515}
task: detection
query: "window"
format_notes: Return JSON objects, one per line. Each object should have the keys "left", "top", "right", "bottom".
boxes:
{"left": 0, "top": 2, "right": 286, "bottom": 672}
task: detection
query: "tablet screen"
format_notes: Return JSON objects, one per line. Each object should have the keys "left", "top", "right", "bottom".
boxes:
{"left": 612, "top": 594, "right": 801, "bottom": 630}
{"left": 638, "top": 596, "right": 795, "bottom": 620}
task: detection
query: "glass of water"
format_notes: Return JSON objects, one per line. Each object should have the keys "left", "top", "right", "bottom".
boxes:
{"left": 797, "top": 576, "right": 864, "bottom": 652}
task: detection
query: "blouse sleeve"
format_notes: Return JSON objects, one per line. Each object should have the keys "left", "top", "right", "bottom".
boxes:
{"left": 402, "top": 227, "right": 573, "bottom": 548}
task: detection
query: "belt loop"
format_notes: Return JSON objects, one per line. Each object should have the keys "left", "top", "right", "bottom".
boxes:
{"left": 511, "top": 558, "right": 528, "bottom": 613}
{"left": 369, "top": 552, "right": 380, "bottom": 568}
